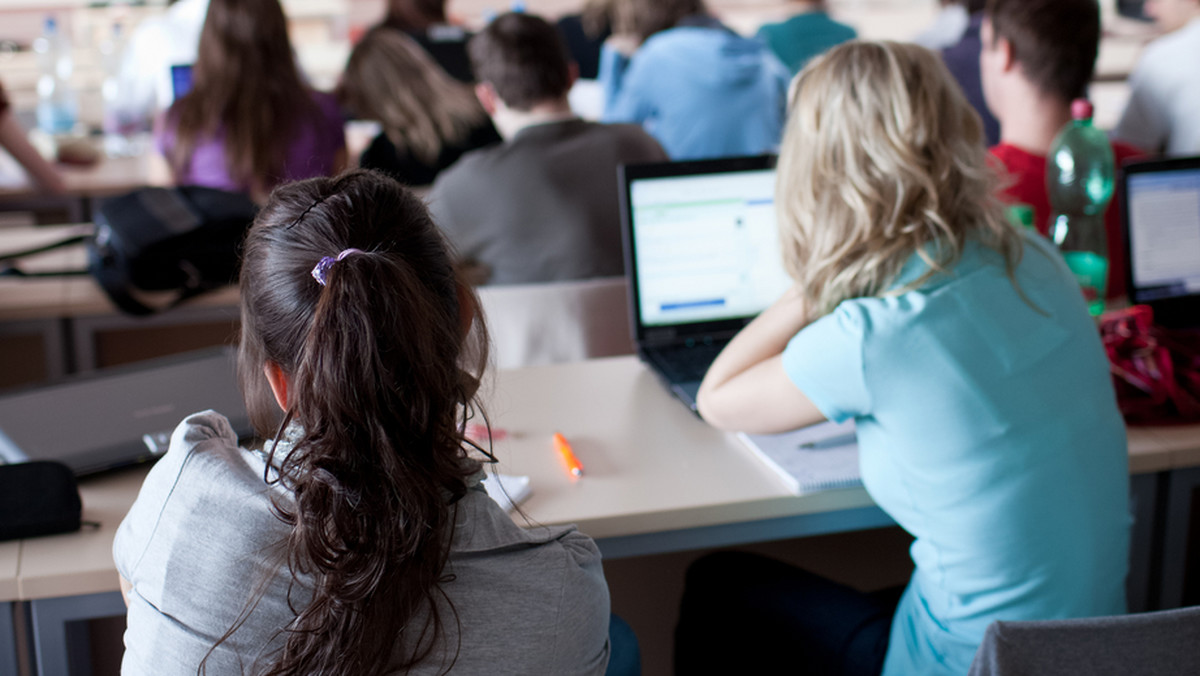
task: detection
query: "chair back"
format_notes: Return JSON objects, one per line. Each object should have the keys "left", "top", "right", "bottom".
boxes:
{"left": 476, "top": 276, "right": 634, "bottom": 369}
{"left": 968, "top": 606, "right": 1200, "bottom": 675}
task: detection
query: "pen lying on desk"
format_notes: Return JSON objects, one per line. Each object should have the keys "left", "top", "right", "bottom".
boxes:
{"left": 553, "top": 432, "right": 584, "bottom": 478}
{"left": 798, "top": 433, "right": 857, "bottom": 450}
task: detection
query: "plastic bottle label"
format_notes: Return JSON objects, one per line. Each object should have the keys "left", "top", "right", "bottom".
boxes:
{"left": 1062, "top": 251, "right": 1108, "bottom": 315}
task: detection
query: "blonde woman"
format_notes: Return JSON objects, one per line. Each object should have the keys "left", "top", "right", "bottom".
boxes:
{"left": 339, "top": 28, "right": 499, "bottom": 187}
{"left": 677, "top": 42, "right": 1129, "bottom": 675}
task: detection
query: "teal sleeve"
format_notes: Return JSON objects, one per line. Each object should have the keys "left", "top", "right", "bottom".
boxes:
{"left": 780, "top": 302, "right": 872, "bottom": 422}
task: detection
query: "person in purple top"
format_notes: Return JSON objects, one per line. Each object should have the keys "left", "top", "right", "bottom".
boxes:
{"left": 155, "top": 0, "right": 346, "bottom": 202}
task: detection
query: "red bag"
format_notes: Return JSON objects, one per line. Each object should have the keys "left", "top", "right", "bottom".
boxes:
{"left": 1099, "top": 305, "right": 1200, "bottom": 425}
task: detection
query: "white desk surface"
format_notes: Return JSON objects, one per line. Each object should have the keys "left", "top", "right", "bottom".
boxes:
{"left": 483, "top": 357, "right": 875, "bottom": 541}
{"left": 10, "top": 355, "right": 1200, "bottom": 602}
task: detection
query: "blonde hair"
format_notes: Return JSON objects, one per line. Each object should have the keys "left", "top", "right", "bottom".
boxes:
{"left": 339, "top": 28, "right": 487, "bottom": 165}
{"left": 777, "top": 40, "right": 1022, "bottom": 317}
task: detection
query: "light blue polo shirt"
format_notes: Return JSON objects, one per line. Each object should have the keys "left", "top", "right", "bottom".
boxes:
{"left": 782, "top": 233, "right": 1130, "bottom": 675}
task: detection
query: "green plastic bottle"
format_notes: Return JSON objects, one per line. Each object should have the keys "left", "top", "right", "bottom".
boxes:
{"left": 1047, "top": 99, "right": 1115, "bottom": 316}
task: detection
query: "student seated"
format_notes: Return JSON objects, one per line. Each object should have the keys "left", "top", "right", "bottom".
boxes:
{"left": 599, "top": 0, "right": 790, "bottom": 160}
{"left": 755, "top": 0, "right": 857, "bottom": 76}
{"left": 155, "top": 0, "right": 346, "bottom": 202}
{"left": 427, "top": 12, "right": 666, "bottom": 286}
{"left": 113, "top": 170, "right": 612, "bottom": 675}
{"left": 1114, "top": 0, "right": 1200, "bottom": 155}
{"left": 940, "top": 0, "right": 999, "bottom": 145}
{"left": 676, "top": 41, "right": 1129, "bottom": 676}
{"left": 0, "top": 80, "right": 64, "bottom": 193}
{"left": 378, "top": 0, "right": 474, "bottom": 83}
{"left": 117, "top": 0, "right": 209, "bottom": 127}
{"left": 981, "top": 0, "right": 1142, "bottom": 298}
{"left": 338, "top": 28, "right": 500, "bottom": 187}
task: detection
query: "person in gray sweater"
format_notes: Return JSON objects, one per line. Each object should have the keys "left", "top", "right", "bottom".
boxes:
{"left": 114, "top": 170, "right": 611, "bottom": 675}
{"left": 427, "top": 11, "right": 667, "bottom": 286}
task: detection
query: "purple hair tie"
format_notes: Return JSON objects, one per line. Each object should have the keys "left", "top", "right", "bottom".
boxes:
{"left": 311, "top": 248, "right": 365, "bottom": 286}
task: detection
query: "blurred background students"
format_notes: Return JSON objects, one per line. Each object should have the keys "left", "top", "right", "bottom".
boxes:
{"left": 599, "top": 0, "right": 789, "bottom": 160}
{"left": 339, "top": 28, "right": 499, "bottom": 187}
{"left": 378, "top": 0, "right": 474, "bottom": 83}
{"left": 939, "top": 0, "right": 998, "bottom": 146}
{"left": 1114, "top": 0, "right": 1200, "bottom": 155}
{"left": 981, "top": 0, "right": 1141, "bottom": 299}
{"left": 556, "top": 0, "right": 616, "bottom": 80}
{"left": 0, "top": 79, "right": 64, "bottom": 193}
{"left": 913, "top": 0, "right": 971, "bottom": 49}
{"left": 117, "top": 0, "right": 210, "bottom": 130}
{"left": 427, "top": 12, "right": 665, "bottom": 286}
{"left": 155, "top": 0, "right": 345, "bottom": 202}
{"left": 755, "top": 0, "right": 856, "bottom": 76}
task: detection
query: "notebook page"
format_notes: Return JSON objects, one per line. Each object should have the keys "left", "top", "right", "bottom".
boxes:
{"left": 737, "top": 420, "right": 860, "bottom": 494}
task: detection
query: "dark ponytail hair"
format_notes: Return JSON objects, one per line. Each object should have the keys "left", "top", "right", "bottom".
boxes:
{"left": 232, "top": 169, "right": 489, "bottom": 675}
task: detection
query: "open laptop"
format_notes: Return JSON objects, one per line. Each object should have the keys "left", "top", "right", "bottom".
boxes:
{"left": 0, "top": 347, "right": 252, "bottom": 476}
{"left": 619, "top": 155, "right": 792, "bottom": 411}
{"left": 1120, "top": 155, "right": 1200, "bottom": 328}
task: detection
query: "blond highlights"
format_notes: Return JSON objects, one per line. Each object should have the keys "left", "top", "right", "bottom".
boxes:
{"left": 777, "top": 40, "right": 1022, "bottom": 317}
{"left": 339, "top": 28, "right": 487, "bottom": 165}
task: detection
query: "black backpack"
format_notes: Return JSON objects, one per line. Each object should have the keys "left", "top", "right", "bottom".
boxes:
{"left": 0, "top": 187, "right": 258, "bottom": 316}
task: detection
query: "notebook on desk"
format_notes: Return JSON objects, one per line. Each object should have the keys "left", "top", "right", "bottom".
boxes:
{"left": 618, "top": 155, "right": 793, "bottom": 412}
{"left": 1120, "top": 155, "right": 1200, "bottom": 328}
{"left": 0, "top": 347, "right": 252, "bottom": 476}
{"left": 737, "top": 420, "right": 860, "bottom": 495}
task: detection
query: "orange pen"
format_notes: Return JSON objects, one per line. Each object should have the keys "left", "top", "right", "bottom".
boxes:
{"left": 553, "top": 432, "right": 584, "bottom": 478}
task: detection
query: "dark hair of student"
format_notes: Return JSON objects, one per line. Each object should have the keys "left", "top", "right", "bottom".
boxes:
{"left": 229, "top": 169, "right": 490, "bottom": 675}
{"left": 168, "top": 0, "right": 319, "bottom": 194}
{"left": 468, "top": 12, "right": 572, "bottom": 111}
{"left": 339, "top": 28, "right": 487, "bottom": 164}
{"left": 611, "top": 0, "right": 707, "bottom": 44}
{"left": 384, "top": 0, "right": 447, "bottom": 33}
{"left": 985, "top": 0, "right": 1100, "bottom": 102}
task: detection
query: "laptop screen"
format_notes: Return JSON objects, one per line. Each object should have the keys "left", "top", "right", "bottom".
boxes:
{"left": 625, "top": 160, "right": 792, "bottom": 328}
{"left": 170, "top": 64, "right": 194, "bottom": 100}
{"left": 1125, "top": 164, "right": 1200, "bottom": 303}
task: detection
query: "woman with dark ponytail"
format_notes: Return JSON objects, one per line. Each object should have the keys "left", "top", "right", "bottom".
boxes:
{"left": 114, "top": 169, "right": 612, "bottom": 675}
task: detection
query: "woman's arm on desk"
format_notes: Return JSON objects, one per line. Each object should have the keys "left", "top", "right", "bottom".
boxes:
{"left": 696, "top": 285, "right": 826, "bottom": 434}
{"left": 0, "top": 110, "right": 65, "bottom": 194}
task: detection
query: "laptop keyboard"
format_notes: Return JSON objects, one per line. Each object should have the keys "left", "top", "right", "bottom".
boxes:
{"left": 650, "top": 342, "right": 727, "bottom": 383}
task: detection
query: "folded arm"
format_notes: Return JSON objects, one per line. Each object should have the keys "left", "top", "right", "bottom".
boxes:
{"left": 697, "top": 285, "right": 826, "bottom": 434}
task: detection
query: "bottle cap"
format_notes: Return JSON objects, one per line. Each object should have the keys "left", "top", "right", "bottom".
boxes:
{"left": 1070, "top": 99, "right": 1094, "bottom": 121}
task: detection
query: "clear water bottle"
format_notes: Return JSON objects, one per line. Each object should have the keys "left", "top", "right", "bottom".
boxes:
{"left": 33, "top": 16, "right": 78, "bottom": 136}
{"left": 1047, "top": 99, "right": 1114, "bottom": 316}
{"left": 99, "top": 22, "right": 142, "bottom": 155}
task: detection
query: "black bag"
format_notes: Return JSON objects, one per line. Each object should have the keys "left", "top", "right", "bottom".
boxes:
{"left": 0, "top": 186, "right": 257, "bottom": 316}
{"left": 0, "top": 461, "right": 81, "bottom": 542}
{"left": 88, "top": 186, "right": 259, "bottom": 316}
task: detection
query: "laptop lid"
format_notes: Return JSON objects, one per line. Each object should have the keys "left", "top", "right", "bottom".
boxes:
{"left": 1120, "top": 155, "right": 1200, "bottom": 328}
{"left": 0, "top": 347, "right": 252, "bottom": 476}
{"left": 619, "top": 155, "right": 792, "bottom": 348}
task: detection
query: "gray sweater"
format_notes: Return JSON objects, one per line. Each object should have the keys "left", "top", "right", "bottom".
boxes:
{"left": 114, "top": 411, "right": 611, "bottom": 675}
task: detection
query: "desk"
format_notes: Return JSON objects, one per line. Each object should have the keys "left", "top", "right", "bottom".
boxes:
{"left": 7, "top": 356, "right": 1200, "bottom": 675}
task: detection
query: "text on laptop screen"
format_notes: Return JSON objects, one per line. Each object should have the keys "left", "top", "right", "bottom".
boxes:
{"left": 631, "top": 169, "right": 792, "bottom": 327}
{"left": 1127, "top": 168, "right": 1200, "bottom": 301}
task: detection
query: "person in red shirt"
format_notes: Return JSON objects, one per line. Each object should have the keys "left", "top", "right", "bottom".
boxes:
{"left": 980, "top": 0, "right": 1142, "bottom": 299}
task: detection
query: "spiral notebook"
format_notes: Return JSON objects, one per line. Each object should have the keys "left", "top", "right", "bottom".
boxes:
{"left": 737, "top": 420, "right": 861, "bottom": 494}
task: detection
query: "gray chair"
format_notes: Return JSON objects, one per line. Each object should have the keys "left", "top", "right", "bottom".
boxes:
{"left": 475, "top": 276, "right": 633, "bottom": 369}
{"left": 968, "top": 606, "right": 1200, "bottom": 675}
